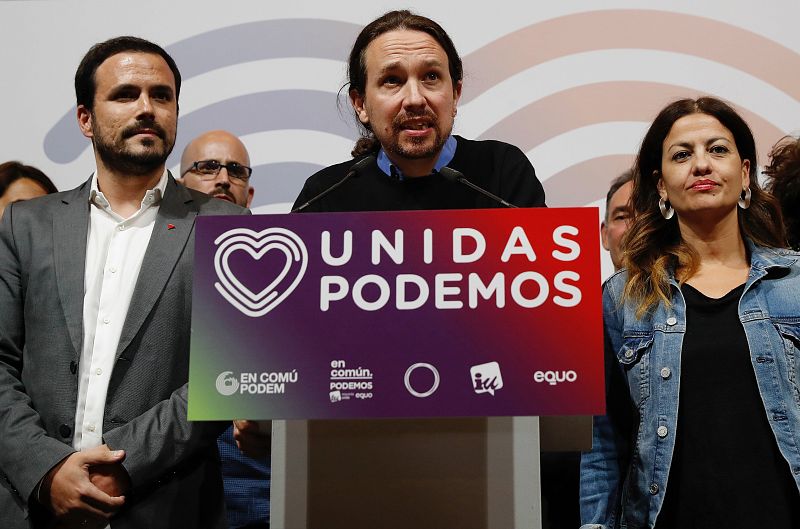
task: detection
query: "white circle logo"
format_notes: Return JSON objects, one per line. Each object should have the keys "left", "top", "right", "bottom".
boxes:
{"left": 216, "top": 371, "right": 240, "bottom": 396}
{"left": 404, "top": 363, "right": 440, "bottom": 398}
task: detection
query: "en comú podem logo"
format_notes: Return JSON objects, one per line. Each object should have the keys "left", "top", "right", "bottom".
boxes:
{"left": 216, "top": 371, "right": 240, "bottom": 396}
{"left": 215, "top": 370, "right": 299, "bottom": 396}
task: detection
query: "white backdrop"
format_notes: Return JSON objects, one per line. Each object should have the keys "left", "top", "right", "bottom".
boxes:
{"left": 2, "top": 0, "right": 799, "bottom": 278}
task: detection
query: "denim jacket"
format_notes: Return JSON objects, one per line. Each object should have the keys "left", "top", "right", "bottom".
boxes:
{"left": 579, "top": 242, "right": 800, "bottom": 529}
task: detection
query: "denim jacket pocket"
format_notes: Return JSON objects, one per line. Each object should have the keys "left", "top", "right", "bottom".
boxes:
{"left": 617, "top": 332, "right": 653, "bottom": 405}
{"left": 775, "top": 321, "right": 800, "bottom": 406}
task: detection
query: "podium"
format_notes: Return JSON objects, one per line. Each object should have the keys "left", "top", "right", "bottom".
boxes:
{"left": 270, "top": 416, "right": 590, "bottom": 529}
{"left": 187, "top": 210, "right": 603, "bottom": 527}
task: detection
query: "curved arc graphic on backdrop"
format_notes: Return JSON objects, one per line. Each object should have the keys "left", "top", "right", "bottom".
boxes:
{"left": 43, "top": 19, "right": 361, "bottom": 164}
{"left": 249, "top": 162, "right": 325, "bottom": 207}
{"left": 544, "top": 154, "right": 635, "bottom": 208}
{"left": 480, "top": 81, "right": 787, "bottom": 163}
{"left": 41, "top": 10, "right": 798, "bottom": 195}
{"left": 168, "top": 89, "right": 357, "bottom": 167}
{"left": 461, "top": 9, "right": 800, "bottom": 104}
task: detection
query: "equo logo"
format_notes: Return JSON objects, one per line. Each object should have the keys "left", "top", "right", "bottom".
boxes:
{"left": 216, "top": 371, "right": 240, "bottom": 396}
{"left": 533, "top": 370, "right": 577, "bottom": 386}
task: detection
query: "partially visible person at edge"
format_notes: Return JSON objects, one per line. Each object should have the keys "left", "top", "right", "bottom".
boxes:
{"left": 764, "top": 135, "right": 800, "bottom": 251}
{"left": 0, "top": 161, "right": 58, "bottom": 218}
{"left": 180, "top": 130, "right": 270, "bottom": 529}
{"left": 601, "top": 170, "right": 634, "bottom": 271}
{"left": 292, "top": 9, "right": 545, "bottom": 212}
{"left": 579, "top": 96, "right": 800, "bottom": 529}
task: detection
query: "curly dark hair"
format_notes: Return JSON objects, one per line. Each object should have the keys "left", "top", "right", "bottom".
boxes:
{"left": 764, "top": 136, "right": 800, "bottom": 250}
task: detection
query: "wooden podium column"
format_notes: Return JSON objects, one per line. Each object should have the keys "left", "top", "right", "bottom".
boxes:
{"left": 270, "top": 417, "right": 541, "bottom": 529}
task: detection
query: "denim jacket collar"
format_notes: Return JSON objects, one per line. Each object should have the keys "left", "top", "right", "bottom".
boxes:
{"left": 746, "top": 239, "right": 798, "bottom": 273}
{"left": 663, "top": 239, "right": 798, "bottom": 292}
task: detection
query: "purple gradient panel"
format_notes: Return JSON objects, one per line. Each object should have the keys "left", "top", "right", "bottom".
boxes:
{"left": 188, "top": 208, "right": 604, "bottom": 420}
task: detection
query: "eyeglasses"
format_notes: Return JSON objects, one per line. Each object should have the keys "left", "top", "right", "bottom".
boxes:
{"left": 182, "top": 160, "right": 252, "bottom": 183}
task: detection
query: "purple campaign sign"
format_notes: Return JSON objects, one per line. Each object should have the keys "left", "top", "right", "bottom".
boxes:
{"left": 187, "top": 208, "right": 604, "bottom": 420}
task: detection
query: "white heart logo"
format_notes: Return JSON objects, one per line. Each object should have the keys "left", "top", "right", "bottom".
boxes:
{"left": 213, "top": 227, "right": 308, "bottom": 317}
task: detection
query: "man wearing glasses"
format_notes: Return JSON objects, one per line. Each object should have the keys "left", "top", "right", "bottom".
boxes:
{"left": 180, "top": 130, "right": 255, "bottom": 208}
{"left": 179, "top": 130, "right": 269, "bottom": 529}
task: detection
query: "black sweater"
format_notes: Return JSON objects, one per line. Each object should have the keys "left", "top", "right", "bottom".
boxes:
{"left": 292, "top": 136, "right": 546, "bottom": 212}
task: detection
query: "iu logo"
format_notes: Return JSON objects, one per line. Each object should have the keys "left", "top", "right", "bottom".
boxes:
{"left": 470, "top": 362, "right": 504, "bottom": 396}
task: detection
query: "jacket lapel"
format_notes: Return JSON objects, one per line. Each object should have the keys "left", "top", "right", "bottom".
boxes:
{"left": 115, "top": 175, "right": 197, "bottom": 359}
{"left": 53, "top": 179, "right": 91, "bottom": 357}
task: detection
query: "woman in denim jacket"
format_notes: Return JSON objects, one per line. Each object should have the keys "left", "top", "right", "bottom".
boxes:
{"left": 580, "top": 97, "right": 800, "bottom": 528}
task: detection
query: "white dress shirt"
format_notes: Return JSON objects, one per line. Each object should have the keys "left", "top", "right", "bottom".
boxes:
{"left": 73, "top": 171, "right": 168, "bottom": 451}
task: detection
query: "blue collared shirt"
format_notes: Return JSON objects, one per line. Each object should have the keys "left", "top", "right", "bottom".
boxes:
{"left": 376, "top": 135, "right": 457, "bottom": 180}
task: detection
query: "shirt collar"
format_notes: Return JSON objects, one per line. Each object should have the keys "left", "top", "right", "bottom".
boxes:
{"left": 89, "top": 169, "right": 168, "bottom": 211}
{"left": 376, "top": 135, "right": 457, "bottom": 181}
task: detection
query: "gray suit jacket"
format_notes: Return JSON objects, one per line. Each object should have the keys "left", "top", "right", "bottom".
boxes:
{"left": 0, "top": 175, "right": 247, "bottom": 528}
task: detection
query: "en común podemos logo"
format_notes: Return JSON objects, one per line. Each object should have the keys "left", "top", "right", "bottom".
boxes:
{"left": 215, "top": 370, "right": 299, "bottom": 396}
{"left": 329, "top": 360, "right": 374, "bottom": 402}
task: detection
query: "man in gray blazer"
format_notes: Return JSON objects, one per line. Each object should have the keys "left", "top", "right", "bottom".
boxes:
{"left": 0, "top": 36, "right": 245, "bottom": 528}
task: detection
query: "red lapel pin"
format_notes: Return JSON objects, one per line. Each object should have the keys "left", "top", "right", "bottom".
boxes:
{"left": 167, "top": 224, "right": 176, "bottom": 230}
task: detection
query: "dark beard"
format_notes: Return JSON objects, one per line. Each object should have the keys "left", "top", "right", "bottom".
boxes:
{"left": 94, "top": 119, "right": 174, "bottom": 176}
{"left": 386, "top": 131, "right": 446, "bottom": 160}
{"left": 96, "top": 140, "right": 170, "bottom": 176}
{"left": 386, "top": 111, "right": 447, "bottom": 160}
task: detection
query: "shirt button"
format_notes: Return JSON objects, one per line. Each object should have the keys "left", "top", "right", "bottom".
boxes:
{"left": 103, "top": 317, "right": 110, "bottom": 324}
{"left": 657, "top": 426, "right": 668, "bottom": 438}
{"left": 95, "top": 368, "right": 102, "bottom": 376}
{"left": 660, "top": 367, "right": 671, "bottom": 379}
{"left": 109, "top": 266, "right": 117, "bottom": 273}
{"left": 87, "top": 424, "right": 96, "bottom": 432}
{"left": 666, "top": 316, "right": 677, "bottom": 326}
{"left": 117, "top": 225, "right": 126, "bottom": 231}
{"left": 624, "top": 349, "right": 634, "bottom": 359}
{"left": 649, "top": 483, "right": 659, "bottom": 495}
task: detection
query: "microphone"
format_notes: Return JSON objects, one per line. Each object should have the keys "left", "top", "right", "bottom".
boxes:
{"left": 439, "top": 166, "right": 518, "bottom": 208}
{"left": 292, "top": 155, "right": 376, "bottom": 212}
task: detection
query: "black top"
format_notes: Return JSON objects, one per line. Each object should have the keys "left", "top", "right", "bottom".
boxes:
{"left": 655, "top": 283, "right": 800, "bottom": 528}
{"left": 291, "top": 135, "right": 546, "bottom": 212}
